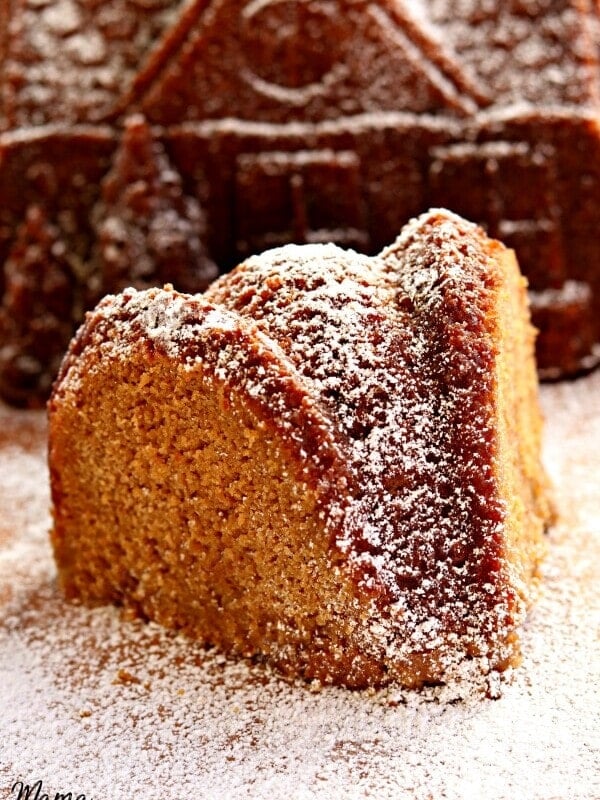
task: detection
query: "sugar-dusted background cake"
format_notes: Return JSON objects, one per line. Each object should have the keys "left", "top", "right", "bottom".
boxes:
{"left": 1, "top": 0, "right": 599, "bottom": 404}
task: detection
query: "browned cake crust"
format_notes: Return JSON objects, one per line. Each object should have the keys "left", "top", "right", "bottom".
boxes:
{"left": 1, "top": 0, "right": 600, "bottom": 405}
{"left": 48, "top": 210, "right": 553, "bottom": 689}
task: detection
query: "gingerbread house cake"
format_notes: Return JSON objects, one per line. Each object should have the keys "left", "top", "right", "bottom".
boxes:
{"left": 1, "top": 0, "right": 599, "bottom": 404}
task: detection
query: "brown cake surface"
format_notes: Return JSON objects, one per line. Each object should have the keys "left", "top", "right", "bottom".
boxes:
{"left": 1, "top": 0, "right": 600, "bottom": 405}
{"left": 48, "top": 210, "right": 553, "bottom": 689}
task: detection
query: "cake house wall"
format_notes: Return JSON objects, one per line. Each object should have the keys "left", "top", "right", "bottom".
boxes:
{"left": 0, "top": 0, "right": 599, "bottom": 389}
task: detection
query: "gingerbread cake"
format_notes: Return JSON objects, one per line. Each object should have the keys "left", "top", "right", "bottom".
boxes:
{"left": 1, "top": 0, "right": 600, "bottom": 406}
{"left": 48, "top": 210, "right": 553, "bottom": 689}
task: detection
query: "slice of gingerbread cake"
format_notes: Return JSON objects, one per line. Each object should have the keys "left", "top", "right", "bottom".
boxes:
{"left": 48, "top": 210, "right": 553, "bottom": 690}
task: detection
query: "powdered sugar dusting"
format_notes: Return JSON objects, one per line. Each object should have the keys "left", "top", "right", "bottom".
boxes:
{"left": 1, "top": 371, "right": 598, "bottom": 798}
{"left": 206, "top": 211, "right": 527, "bottom": 674}
{"left": 2, "top": 0, "right": 184, "bottom": 127}
{"left": 58, "top": 284, "right": 350, "bottom": 498}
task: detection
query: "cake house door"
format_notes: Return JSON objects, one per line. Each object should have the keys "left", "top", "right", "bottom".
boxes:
{"left": 234, "top": 149, "right": 369, "bottom": 258}
{"left": 427, "top": 140, "right": 566, "bottom": 289}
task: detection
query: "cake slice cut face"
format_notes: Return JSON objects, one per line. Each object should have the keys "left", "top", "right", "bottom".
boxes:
{"left": 49, "top": 210, "right": 553, "bottom": 689}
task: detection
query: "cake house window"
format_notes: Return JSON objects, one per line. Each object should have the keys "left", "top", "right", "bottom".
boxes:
{"left": 235, "top": 150, "right": 369, "bottom": 256}
{"left": 428, "top": 141, "right": 565, "bottom": 286}
{"left": 239, "top": 0, "right": 349, "bottom": 104}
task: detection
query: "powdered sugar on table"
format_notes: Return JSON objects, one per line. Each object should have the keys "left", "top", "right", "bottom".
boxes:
{"left": 1, "top": 372, "right": 599, "bottom": 800}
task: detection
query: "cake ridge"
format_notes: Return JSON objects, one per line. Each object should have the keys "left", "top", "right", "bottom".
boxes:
{"left": 206, "top": 213, "right": 510, "bottom": 615}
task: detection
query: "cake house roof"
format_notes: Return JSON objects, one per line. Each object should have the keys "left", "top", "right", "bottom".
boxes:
{"left": 1, "top": 0, "right": 598, "bottom": 131}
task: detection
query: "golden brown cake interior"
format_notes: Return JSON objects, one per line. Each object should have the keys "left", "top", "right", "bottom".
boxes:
{"left": 491, "top": 244, "right": 554, "bottom": 616}
{"left": 51, "top": 352, "right": 395, "bottom": 686}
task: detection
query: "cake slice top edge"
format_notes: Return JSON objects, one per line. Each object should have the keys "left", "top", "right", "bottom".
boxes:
{"left": 49, "top": 285, "right": 354, "bottom": 505}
